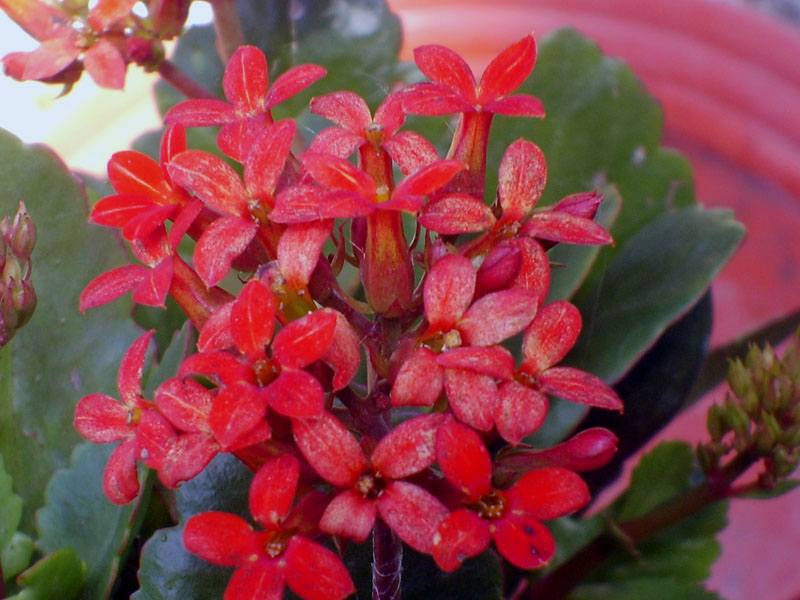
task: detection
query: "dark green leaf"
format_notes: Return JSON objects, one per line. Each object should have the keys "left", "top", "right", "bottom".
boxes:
{"left": 614, "top": 442, "right": 695, "bottom": 522}
{"left": 570, "top": 578, "right": 723, "bottom": 600}
{"left": 36, "top": 443, "right": 152, "bottom": 600}
{"left": 1, "top": 532, "right": 34, "bottom": 582}
{"left": 0, "top": 129, "right": 140, "bottom": 532}
{"left": 737, "top": 479, "right": 800, "bottom": 499}
{"left": 568, "top": 206, "right": 744, "bottom": 383}
{"left": 582, "top": 293, "right": 712, "bottom": 494}
{"left": 5, "top": 548, "right": 87, "bottom": 600}
{"left": 133, "top": 454, "right": 253, "bottom": 600}
{"left": 0, "top": 453, "right": 22, "bottom": 551}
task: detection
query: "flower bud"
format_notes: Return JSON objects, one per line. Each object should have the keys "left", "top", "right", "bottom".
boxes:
{"left": 1, "top": 202, "right": 36, "bottom": 261}
{"left": 707, "top": 404, "right": 727, "bottom": 441}
{"left": 727, "top": 358, "right": 753, "bottom": 400}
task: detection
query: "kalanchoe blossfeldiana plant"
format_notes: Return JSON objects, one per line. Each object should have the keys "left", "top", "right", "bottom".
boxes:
{"left": 68, "top": 34, "right": 629, "bottom": 600}
{"left": 0, "top": 201, "right": 37, "bottom": 347}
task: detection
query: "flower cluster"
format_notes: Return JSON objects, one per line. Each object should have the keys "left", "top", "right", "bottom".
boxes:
{"left": 75, "top": 35, "right": 623, "bottom": 599}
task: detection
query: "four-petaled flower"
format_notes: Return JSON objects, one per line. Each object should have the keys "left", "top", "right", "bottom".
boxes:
{"left": 184, "top": 454, "right": 355, "bottom": 600}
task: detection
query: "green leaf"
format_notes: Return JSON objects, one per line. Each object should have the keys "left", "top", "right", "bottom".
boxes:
{"left": 737, "top": 479, "right": 800, "bottom": 500}
{"left": 570, "top": 578, "right": 723, "bottom": 600}
{"left": 5, "top": 548, "right": 87, "bottom": 600}
{"left": 133, "top": 454, "right": 253, "bottom": 600}
{"left": 36, "top": 443, "right": 152, "bottom": 600}
{"left": 0, "top": 129, "right": 140, "bottom": 532}
{"left": 0, "top": 453, "right": 22, "bottom": 551}
{"left": 615, "top": 442, "right": 695, "bottom": 522}
{"left": 1, "top": 532, "right": 34, "bottom": 582}
{"left": 568, "top": 206, "right": 744, "bottom": 383}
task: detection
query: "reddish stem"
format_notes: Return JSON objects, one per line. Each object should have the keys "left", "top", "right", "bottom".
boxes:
{"left": 208, "top": 0, "right": 245, "bottom": 63}
{"left": 157, "top": 60, "right": 217, "bottom": 100}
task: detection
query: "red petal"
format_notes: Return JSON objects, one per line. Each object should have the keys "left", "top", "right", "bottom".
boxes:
{"left": 209, "top": 383, "right": 268, "bottom": 450}
{"left": 179, "top": 350, "right": 253, "bottom": 385}
{"left": 79, "top": 264, "right": 148, "bottom": 311}
{"left": 393, "top": 159, "right": 463, "bottom": 199}
{"left": 521, "top": 212, "right": 614, "bottom": 246}
{"left": 231, "top": 279, "right": 275, "bottom": 360}
{"left": 21, "top": 37, "right": 80, "bottom": 81}
{"left": 372, "top": 413, "right": 448, "bottom": 479}
{"left": 245, "top": 119, "right": 296, "bottom": 198}
{"left": 165, "top": 99, "right": 236, "bottom": 127}
{"left": 382, "top": 130, "right": 440, "bottom": 175}
{"left": 74, "top": 393, "right": 132, "bottom": 443}
{"left": 377, "top": 193, "right": 424, "bottom": 213}
{"left": 495, "top": 381, "right": 548, "bottom": 444}
{"left": 413, "top": 44, "right": 476, "bottom": 103}
{"left": 497, "top": 139, "right": 546, "bottom": 223}
{"left": 310, "top": 90, "right": 371, "bottom": 134}
{"left": 169, "top": 198, "right": 203, "bottom": 251}
{"left": 320, "top": 490, "right": 377, "bottom": 542}
{"left": 132, "top": 257, "right": 173, "bottom": 307}
{"left": 301, "top": 153, "right": 375, "bottom": 199}
{"left": 121, "top": 205, "right": 177, "bottom": 243}
{"left": 474, "top": 241, "right": 522, "bottom": 296}
{"left": 224, "top": 562, "right": 284, "bottom": 600}
{"left": 436, "top": 421, "right": 492, "bottom": 500}
{"left": 183, "top": 512, "right": 256, "bottom": 566}
{"left": 292, "top": 412, "right": 367, "bottom": 488}
{"left": 249, "top": 454, "right": 300, "bottom": 529}
{"left": 157, "top": 433, "right": 219, "bottom": 487}
{"left": 276, "top": 221, "right": 332, "bottom": 288}
{"left": 538, "top": 367, "right": 624, "bottom": 410}
{"left": 459, "top": 289, "right": 538, "bottom": 346}
{"left": 424, "top": 253, "right": 475, "bottom": 332}
{"left": 508, "top": 237, "right": 551, "bottom": 302}
{"left": 419, "top": 193, "right": 495, "bottom": 234}
{"left": 320, "top": 190, "right": 376, "bottom": 218}
{"left": 136, "top": 409, "right": 175, "bottom": 469}
{"left": 285, "top": 536, "right": 355, "bottom": 600}
{"left": 160, "top": 124, "right": 187, "bottom": 180}
{"left": 90, "top": 193, "right": 153, "bottom": 227}
{"left": 83, "top": 38, "right": 126, "bottom": 90}
{"left": 88, "top": 0, "right": 137, "bottom": 30}
{"left": 198, "top": 301, "right": 234, "bottom": 352}
{"left": 108, "top": 149, "right": 166, "bottom": 200}
{"left": 521, "top": 301, "right": 582, "bottom": 375}
{"left": 155, "top": 377, "right": 213, "bottom": 433}
{"left": 117, "top": 330, "right": 153, "bottom": 406}
{"left": 378, "top": 481, "right": 449, "bottom": 554}
{"left": 492, "top": 513, "right": 554, "bottom": 569}
{"left": 401, "top": 82, "right": 475, "bottom": 116}
{"left": 270, "top": 184, "right": 326, "bottom": 223}
{"left": 273, "top": 310, "right": 337, "bottom": 369}
{"left": 217, "top": 115, "right": 267, "bottom": 162}
{"left": 103, "top": 439, "right": 141, "bottom": 504}
{"left": 265, "top": 63, "right": 326, "bottom": 109}
{"left": 390, "top": 348, "right": 443, "bottom": 407}
{"left": 320, "top": 310, "right": 361, "bottom": 390}
{"left": 168, "top": 150, "right": 248, "bottom": 217}
{"left": 264, "top": 370, "right": 325, "bottom": 419}
{"left": 508, "top": 467, "right": 590, "bottom": 520}
{"left": 444, "top": 369, "right": 497, "bottom": 432}
{"left": 373, "top": 91, "right": 406, "bottom": 137}
{"left": 485, "top": 94, "right": 545, "bottom": 117}
{"left": 477, "top": 34, "right": 536, "bottom": 104}
{"left": 436, "top": 346, "right": 515, "bottom": 379}
{"left": 433, "top": 510, "right": 491, "bottom": 572}
{"left": 552, "top": 191, "right": 603, "bottom": 219}
{"left": 224, "top": 45, "right": 267, "bottom": 111}
{"left": 193, "top": 216, "right": 258, "bottom": 287}
{"left": 307, "top": 126, "right": 364, "bottom": 158}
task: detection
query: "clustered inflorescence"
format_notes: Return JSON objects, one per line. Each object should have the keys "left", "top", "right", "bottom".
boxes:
{"left": 74, "top": 35, "right": 624, "bottom": 600}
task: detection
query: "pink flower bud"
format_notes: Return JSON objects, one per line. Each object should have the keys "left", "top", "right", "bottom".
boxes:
{"left": 1, "top": 202, "right": 36, "bottom": 260}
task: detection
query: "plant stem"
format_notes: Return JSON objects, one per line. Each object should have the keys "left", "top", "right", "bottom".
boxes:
{"left": 372, "top": 518, "right": 402, "bottom": 600}
{"left": 208, "top": 0, "right": 245, "bottom": 63}
{"left": 524, "top": 450, "right": 758, "bottom": 600}
{"left": 157, "top": 60, "right": 217, "bottom": 100}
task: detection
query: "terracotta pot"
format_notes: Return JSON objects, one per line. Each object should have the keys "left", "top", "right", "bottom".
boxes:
{"left": 386, "top": 1, "right": 800, "bottom": 599}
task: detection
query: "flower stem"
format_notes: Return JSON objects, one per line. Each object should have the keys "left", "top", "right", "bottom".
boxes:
{"left": 523, "top": 450, "right": 757, "bottom": 600}
{"left": 157, "top": 60, "right": 217, "bottom": 100}
{"left": 372, "top": 518, "right": 402, "bottom": 600}
{"left": 208, "top": 0, "right": 245, "bottom": 63}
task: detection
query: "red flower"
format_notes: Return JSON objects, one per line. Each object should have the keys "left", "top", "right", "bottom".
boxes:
{"left": 165, "top": 45, "right": 325, "bottom": 161}
{"left": 73, "top": 330, "right": 158, "bottom": 503}
{"left": 309, "top": 90, "right": 439, "bottom": 175}
{"left": 293, "top": 411, "right": 450, "bottom": 554}
{"left": 184, "top": 454, "right": 355, "bottom": 600}
{"left": 392, "top": 253, "right": 542, "bottom": 440}
{"left": 432, "top": 421, "right": 590, "bottom": 571}
{"left": 403, "top": 34, "right": 544, "bottom": 118}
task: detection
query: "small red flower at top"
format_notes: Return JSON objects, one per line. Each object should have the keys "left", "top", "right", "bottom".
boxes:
{"left": 165, "top": 45, "right": 325, "bottom": 161}
{"left": 403, "top": 34, "right": 544, "bottom": 118}
{"left": 184, "top": 454, "right": 355, "bottom": 600}
{"left": 432, "top": 421, "right": 590, "bottom": 572}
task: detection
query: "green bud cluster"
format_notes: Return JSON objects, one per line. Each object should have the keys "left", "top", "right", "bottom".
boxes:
{"left": 1, "top": 201, "right": 37, "bottom": 347}
{"left": 698, "top": 330, "right": 800, "bottom": 487}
